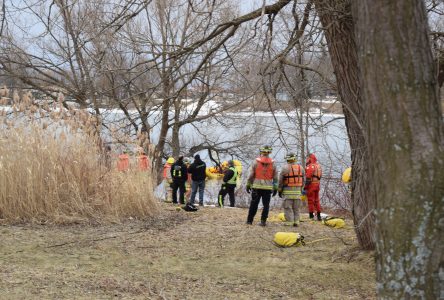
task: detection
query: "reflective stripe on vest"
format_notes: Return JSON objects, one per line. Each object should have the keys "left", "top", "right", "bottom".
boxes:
{"left": 282, "top": 186, "right": 302, "bottom": 199}
{"left": 283, "top": 164, "right": 303, "bottom": 187}
{"left": 172, "top": 165, "right": 182, "bottom": 178}
{"left": 227, "top": 167, "right": 238, "bottom": 185}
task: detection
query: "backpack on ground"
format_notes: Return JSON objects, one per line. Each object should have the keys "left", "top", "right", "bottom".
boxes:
{"left": 182, "top": 203, "right": 198, "bottom": 212}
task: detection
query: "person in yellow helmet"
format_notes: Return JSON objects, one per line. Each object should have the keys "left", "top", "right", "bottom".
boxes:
{"left": 278, "top": 153, "right": 304, "bottom": 227}
{"left": 246, "top": 145, "right": 278, "bottom": 226}
{"left": 163, "top": 157, "right": 175, "bottom": 202}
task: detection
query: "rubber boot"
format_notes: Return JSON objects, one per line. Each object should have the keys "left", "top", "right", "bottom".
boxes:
{"left": 259, "top": 220, "right": 267, "bottom": 227}
{"left": 317, "top": 212, "right": 322, "bottom": 221}
{"left": 309, "top": 212, "right": 314, "bottom": 219}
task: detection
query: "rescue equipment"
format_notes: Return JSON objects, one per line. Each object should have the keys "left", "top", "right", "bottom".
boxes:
{"left": 205, "top": 160, "right": 243, "bottom": 180}
{"left": 205, "top": 166, "right": 224, "bottom": 180}
{"left": 278, "top": 212, "right": 286, "bottom": 221}
{"left": 342, "top": 167, "right": 352, "bottom": 183}
{"left": 273, "top": 232, "right": 305, "bottom": 247}
{"left": 322, "top": 217, "right": 345, "bottom": 228}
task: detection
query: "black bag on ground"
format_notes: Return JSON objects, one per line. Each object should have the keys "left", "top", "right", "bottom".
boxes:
{"left": 183, "top": 203, "right": 198, "bottom": 212}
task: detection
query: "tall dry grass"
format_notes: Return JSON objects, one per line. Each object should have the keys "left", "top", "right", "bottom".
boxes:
{"left": 0, "top": 89, "right": 158, "bottom": 224}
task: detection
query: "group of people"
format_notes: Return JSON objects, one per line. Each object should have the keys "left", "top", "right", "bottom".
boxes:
{"left": 163, "top": 155, "right": 240, "bottom": 207}
{"left": 246, "top": 145, "right": 322, "bottom": 227}
{"left": 163, "top": 145, "right": 322, "bottom": 227}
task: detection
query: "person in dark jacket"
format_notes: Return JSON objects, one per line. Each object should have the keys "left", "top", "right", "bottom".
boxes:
{"left": 170, "top": 156, "right": 188, "bottom": 205}
{"left": 188, "top": 154, "right": 207, "bottom": 206}
{"left": 217, "top": 160, "right": 239, "bottom": 207}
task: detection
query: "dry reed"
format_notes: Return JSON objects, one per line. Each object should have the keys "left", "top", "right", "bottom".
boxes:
{"left": 0, "top": 90, "right": 158, "bottom": 224}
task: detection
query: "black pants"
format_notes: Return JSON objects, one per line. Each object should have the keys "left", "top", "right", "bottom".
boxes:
{"left": 218, "top": 184, "right": 236, "bottom": 207}
{"left": 247, "top": 189, "right": 272, "bottom": 223}
{"left": 172, "top": 181, "right": 185, "bottom": 204}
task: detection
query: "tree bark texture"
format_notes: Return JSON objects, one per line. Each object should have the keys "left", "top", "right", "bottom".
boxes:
{"left": 314, "top": 0, "right": 376, "bottom": 249}
{"left": 353, "top": 0, "right": 444, "bottom": 298}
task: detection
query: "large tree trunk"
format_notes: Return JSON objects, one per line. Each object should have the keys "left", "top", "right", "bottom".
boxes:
{"left": 315, "top": 0, "right": 375, "bottom": 249}
{"left": 353, "top": 0, "right": 444, "bottom": 297}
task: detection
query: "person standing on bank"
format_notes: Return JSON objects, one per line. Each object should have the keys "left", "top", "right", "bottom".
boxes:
{"left": 278, "top": 153, "right": 304, "bottom": 227}
{"left": 170, "top": 156, "right": 188, "bottom": 205}
{"left": 217, "top": 160, "right": 239, "bottom": 207}
{"left": 188, "top": 154, "right": 207, "bottom": 206}
{"left": 246, "top": 145, "right": 278, "bottom": 226}
{"left": 304, "top": 153, "right": 322, "bottom": 220}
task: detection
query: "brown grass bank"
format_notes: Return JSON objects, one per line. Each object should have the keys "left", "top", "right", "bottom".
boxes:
{"left": 0, "top": 204, "right": 376, "bottom": 299}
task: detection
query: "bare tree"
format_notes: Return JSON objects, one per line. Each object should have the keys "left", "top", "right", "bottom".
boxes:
{"left": 353, "top": 0, "right": 444, "bottom": 297}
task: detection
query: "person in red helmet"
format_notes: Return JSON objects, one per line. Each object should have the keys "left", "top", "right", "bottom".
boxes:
{"left": 304, "top": 153, "right": 322, "bottom": 220}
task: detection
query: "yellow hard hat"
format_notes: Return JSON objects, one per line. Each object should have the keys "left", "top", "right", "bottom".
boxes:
{"left": 167, "top": 157, "right": 175, "bottom": 164}
{"left": 260, "top": 145, "right": 273, "bottom": 153}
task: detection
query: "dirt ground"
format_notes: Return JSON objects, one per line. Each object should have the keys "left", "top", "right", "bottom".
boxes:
{"left": 0, "top": 204, "right": 376, "bottom": 299}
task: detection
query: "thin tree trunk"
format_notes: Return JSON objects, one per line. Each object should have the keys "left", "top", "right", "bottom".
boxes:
{"left": 171, "top": 99, "right": 181, "bottom": 157}
{"left": 353, "top": 0, "right": 444, "bottom": 297}
{"left": 315, "top": 0, "right": 375, "bottom": 249}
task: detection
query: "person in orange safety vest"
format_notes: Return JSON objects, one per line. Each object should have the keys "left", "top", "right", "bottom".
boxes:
{"left": 246, "top": 145, "right": 278, "bottom": 226}
{"left": 137, "top": 150, "right": 150, "bottom": 171}
{"left": 278, "top": 153, "right": 305, "bottom": 227}
{"left": 304, "top": 153, "right": 322, "bottom": 220}
{"left": 117, "top": 150, "right": 130, "bottom": 172}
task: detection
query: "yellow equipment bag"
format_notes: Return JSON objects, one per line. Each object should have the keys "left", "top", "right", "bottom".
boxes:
{"left": 273, "top": 232, "right": 305, "bottom": 247}
{"left": 342, "top": 167, "right": 352, "bottom": 183}
{"left": 278, "top": 213, "right": 286, "bottom": 221}
{"left": 322, "top": 217, "right": 346, "bottom": 228}
{"left": 205, "top": 167, "right": 224, "bottom": 180}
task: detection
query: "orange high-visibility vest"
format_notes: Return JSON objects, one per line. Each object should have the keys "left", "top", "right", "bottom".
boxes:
{"left": 117, "top": 154, "right": 129, "bottom": 172}
{"left": 310, "top": 163, "right": 322, "bottom": 183}
{"left": 283, "top": 164, "right": 303, "bottom": 187}
{"left": 163, "top": 163, "right": 172, "bottom": 179}
{"left": 254, "top": 156, "right": 274, "bottom": 180}
{"left": 138, "top": 155, "right": 150, "bottom": 171}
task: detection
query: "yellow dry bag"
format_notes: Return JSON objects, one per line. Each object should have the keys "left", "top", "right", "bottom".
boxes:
{"left": 322, "top": 217, "right": 346, "bottom": 229}
{"left": 342, "top": 167, "right": 352, "bottom": 183}
{"left": 273, "top": 232, "right": 305, "bottom": 247}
